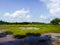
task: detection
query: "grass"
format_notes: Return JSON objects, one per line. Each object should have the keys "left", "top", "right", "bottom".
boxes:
{"left": 0, "top": 24, "right": 60, "bottom": 35}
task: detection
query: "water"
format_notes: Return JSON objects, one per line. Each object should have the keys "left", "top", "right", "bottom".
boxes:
{"left": 0, "top": 35, "right": 52, "bottom": 45}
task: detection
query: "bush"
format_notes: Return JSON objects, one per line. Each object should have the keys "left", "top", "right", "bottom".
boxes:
{"left": 14, "top": 35, "right": 26, "bottom": 39}
{"left": 33, "top": 33, "right": 41, "bottom": 36}
{"left": 26, "top": 33, "right": 41, "bottom": 36}
{"left": 26, "top": 33, "right": 34, "bottom": 36}
{"left": 0, "top": 33, "right": 6, "bottom": 38}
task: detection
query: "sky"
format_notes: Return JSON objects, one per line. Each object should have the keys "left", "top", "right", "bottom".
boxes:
{"left": 0, "top": 0, "right": 60, "bottom": 23}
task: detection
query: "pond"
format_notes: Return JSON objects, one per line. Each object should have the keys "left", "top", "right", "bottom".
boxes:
{"left": 0, "top": 34, "right": 52, "bottom": 45}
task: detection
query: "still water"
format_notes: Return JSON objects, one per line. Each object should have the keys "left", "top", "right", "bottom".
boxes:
{"left": 0, "top": 35, "right": 52, "bottom": 45}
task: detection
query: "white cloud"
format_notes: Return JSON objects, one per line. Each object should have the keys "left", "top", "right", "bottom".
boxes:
{"left": 3, "top": 8, "right": 32, "bottom": 22}
{"left": 4, "top": 8, "right": 29, "bottom": 18}
{"left": 40, "top": 0, "right": 60, "bottom": 17}
{"left": 40, "top": 15, "right": 47, "bottom": 19}
{"left": 26, "top": 15, "right": 31, "bottom": 18}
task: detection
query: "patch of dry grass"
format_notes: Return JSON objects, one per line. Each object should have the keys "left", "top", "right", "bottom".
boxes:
{"left": 52, "top": 41, "right": 60, "bottom": 45}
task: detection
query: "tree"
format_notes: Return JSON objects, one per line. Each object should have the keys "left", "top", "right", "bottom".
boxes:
{"left": 50, "top": 18, "right": 60, "bottom": 24}
{"left": 0, "top": 20, "right": 8, "bottom": 24}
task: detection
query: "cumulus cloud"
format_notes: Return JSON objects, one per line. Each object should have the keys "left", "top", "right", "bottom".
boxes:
{"left": 4, "top": 8, "right": 29, "bottom": 18}
{"left": 3, "top": 8, "right": 32, "bottom": 22}
{"left": 26, "top": 15, "right": 31, "bottom": 19}
{"left": 40, "top": 0, "right": 60, "bottom": 17}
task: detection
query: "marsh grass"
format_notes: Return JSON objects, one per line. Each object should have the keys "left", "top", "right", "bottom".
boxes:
{"left": 0, "top": 24, "right": 60, "bottom": 35}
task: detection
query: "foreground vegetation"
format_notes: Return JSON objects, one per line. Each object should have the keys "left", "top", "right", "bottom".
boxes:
{"left": 0, "top": 24, "right": 60, "bottom": 35}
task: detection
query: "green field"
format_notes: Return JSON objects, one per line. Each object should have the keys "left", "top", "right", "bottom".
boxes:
{"left": 0, "top": 24, "right": 60, "bottom": 35}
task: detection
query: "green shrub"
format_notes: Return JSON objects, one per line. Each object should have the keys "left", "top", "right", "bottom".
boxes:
{"left": 26, "top": 33, "right": 41, "bottom": 36}
{"left": 4, "top": 31, "right": 13, "bottom": 35}
{"left": 14, "top": 35, "right": 26, "bottom": 39}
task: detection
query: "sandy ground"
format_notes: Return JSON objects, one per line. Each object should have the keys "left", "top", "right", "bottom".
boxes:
{"left": 52, "top": 41, "right": 60, "bottom": 45}
{"left": 0, "top": 35, "right": 15, "bottom": 42}
{"left": 42, "top": 33, "right": 60, "bottom": 45}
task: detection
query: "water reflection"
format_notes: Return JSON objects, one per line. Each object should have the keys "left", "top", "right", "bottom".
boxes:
{"left": 0, "top": 35, "right": 53, "bottom": 45}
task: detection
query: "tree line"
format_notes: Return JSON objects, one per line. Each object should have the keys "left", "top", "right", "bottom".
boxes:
{"left": 0, "top": 18, "right": 60, "bottom": 25}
